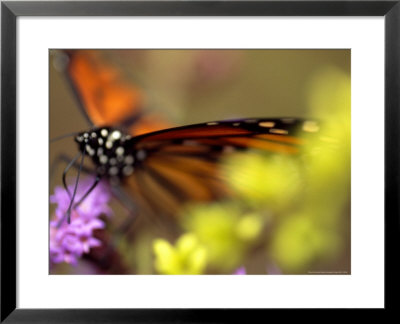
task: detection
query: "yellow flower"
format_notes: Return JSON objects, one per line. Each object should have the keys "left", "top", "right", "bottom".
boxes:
{"left": 270, "top": 214, "right": 341, "bottom": 272}
{"left": 223, "top": 152, "right": 302, "bottom": 211}
{"left": 182, "top": 203, "right": 264, "bottom": 271}
{"left": 153, "top": 233, "right": 207, "bottom": 275}
{"left": 269, "top": 66, "right": 350, "bottom": 272}
{"left": 302, "top": 66, "right": 351, "bottom": 225}
{"left": 236, "top": 213, "right": 263, "bottom": 241}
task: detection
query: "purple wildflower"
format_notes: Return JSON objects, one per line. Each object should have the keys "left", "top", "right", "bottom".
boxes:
{"left": 50, "top": 177, "right": 112, "bottom": 222}
{"left": 49, "top": 177, "right": 112, "bottom": 265}
{"left": 234, "top": 266, "right": 246, "bottom": 275}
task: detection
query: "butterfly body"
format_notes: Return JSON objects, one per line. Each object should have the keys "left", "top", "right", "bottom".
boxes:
{"left": 76, "top": 127, "right": 138, "bottom": 184}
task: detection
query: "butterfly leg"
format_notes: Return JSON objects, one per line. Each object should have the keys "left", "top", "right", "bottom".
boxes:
{"left": 50, "top": 153, "right": 95, "bottom": 188}
{"left": 111, "top": 185, "right": 181, "bottom": 239}
{"left": 50, "top": 152, "right": 100, "bottom": 226}
{"left": 110, "top": 185, "right": 139, "bottom": 234}
{"left": 73, "top": 174, "right": 102, "bottom": 209}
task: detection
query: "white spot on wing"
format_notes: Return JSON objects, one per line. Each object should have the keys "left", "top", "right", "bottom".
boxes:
{"left": 136, "top": 150, "right": 146, "bottom": 161}
{"left": 116, "top": 147, "right": 125, "bottom": 155}
{"left": 124, "top": 155, "right": 134, "bottom": 165}
{"left": 85, "top": 144, "right": 95, "bottom": 156}
{"left": 99, "top": 155, "right": 108, "bottom": 164}
{"left": 105, "top": 141, "right": 113, "bottom": 149}
{"left": 100, "top": 129, "right": 108, "bottom": 137}
{"left": 259, "top": 121, "right": 275, "bottom": 128}
{"left": 109, "top": 166, "right": 118, "bottom": 176}
{"left": 270, "top": 128, "right": 289, "bottom": 135}
{"left": 303, "top": 121, "right": 320, "bottom": 133}
{"left": 111, "top": 131, "right": 121, "bottom": 141}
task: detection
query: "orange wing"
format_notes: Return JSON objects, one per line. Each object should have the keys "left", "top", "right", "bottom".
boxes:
{"left": 64, "top": 50, "right": 170, "bottom": 136}
{"left": 65, "top": 50, "right": 143, "bottom": 127}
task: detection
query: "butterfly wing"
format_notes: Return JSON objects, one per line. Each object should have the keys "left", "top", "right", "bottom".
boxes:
{"left": 61, "top": 50, "right": 170, "bottom": 135}
{"left": 125, "top": 118, "right": 317, "bottom": 218}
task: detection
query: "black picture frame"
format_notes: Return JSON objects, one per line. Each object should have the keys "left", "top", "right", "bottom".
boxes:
{"left": 1, "top": 0, "right": 399, "bottom": 322}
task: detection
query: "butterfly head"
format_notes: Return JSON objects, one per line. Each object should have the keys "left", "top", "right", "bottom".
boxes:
{"left": 75, "top": 127, "right": 137, "bottom": 182}
{"left": 75, "top": 127, "right": 115, "bottom": 150}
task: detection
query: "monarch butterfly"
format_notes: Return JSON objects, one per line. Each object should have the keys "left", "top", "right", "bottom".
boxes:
{"left": 51, "top": 50, "right": 319, "bottom": 227}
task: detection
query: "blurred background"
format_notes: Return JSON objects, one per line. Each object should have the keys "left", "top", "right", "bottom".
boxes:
{"left": 50, "top": 49, "right": 351, "bottom": 275}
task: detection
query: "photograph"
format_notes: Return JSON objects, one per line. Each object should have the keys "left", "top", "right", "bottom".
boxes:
{"left": 2, "top": 1, "right": 395, "bottom": 319}
{"left": 49, "top": 49, "right": 351, "bottom": 275}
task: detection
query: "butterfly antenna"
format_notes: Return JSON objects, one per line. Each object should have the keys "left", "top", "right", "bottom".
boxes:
{"left": 73, "top": 175, "right": 101, "bottom": 209}
{"left": 57, "top": 149, "right": 86, "bottom": 227}
{"left": 62, "top": 151, "right": 82, "bottom": 198}
{"left": 50, "top": 132, "right": 80, "bottom": 143}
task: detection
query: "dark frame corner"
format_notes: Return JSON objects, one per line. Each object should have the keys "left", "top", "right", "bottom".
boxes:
{"left": 1, "top": 1, "right": 399, "bottom": 322}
